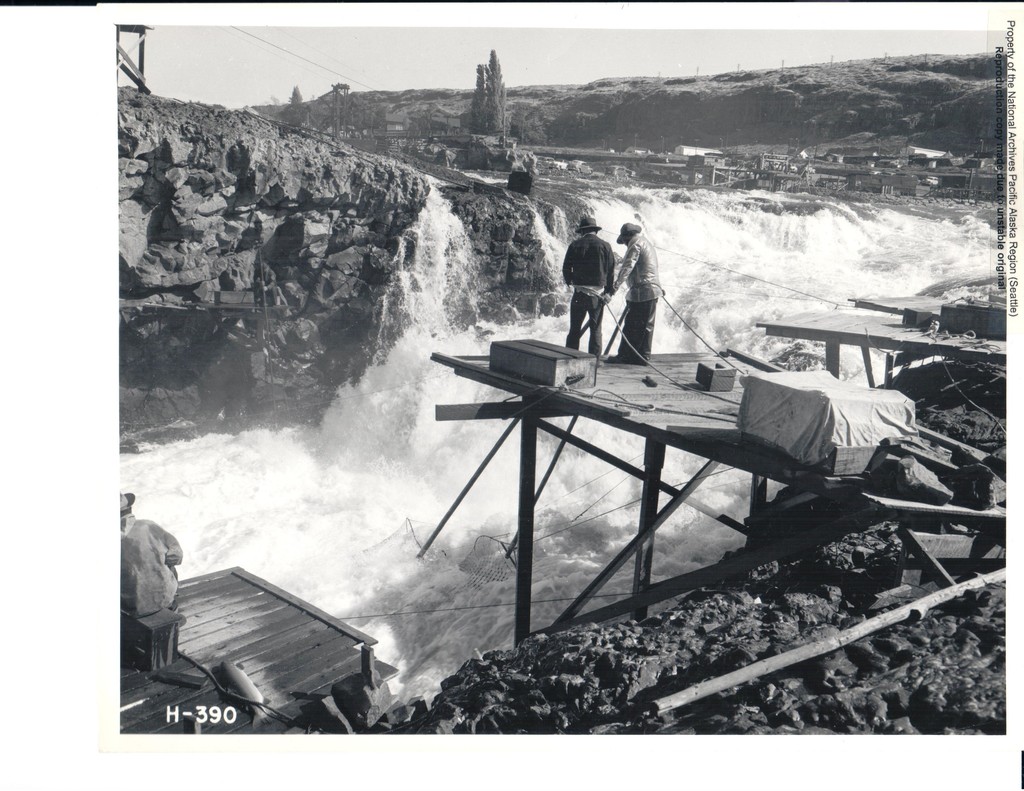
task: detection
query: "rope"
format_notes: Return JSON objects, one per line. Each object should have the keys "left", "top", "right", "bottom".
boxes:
{"left": 660, "top": 297, "right": 744, "bottom": 372}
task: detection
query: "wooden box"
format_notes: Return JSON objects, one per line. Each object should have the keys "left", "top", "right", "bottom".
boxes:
{"left": 121, "top": 608, "right": 186, "bottom": 671}
{"left": 489, "top": 339, "right": 597, "bottom": 388}
{"left": 820, "top": 445, "right": 878, "bottom": 475}
{"left": 214, "top": 290, "right": 255, "bottom": 305}
{"left": 696, "top": 362, "right": 737, "bottom": 392}
{"left": 939, "top": 303, "right": 1006, "bottom": 339}
{"left": 902, "top": 307, "right": 938, "bottom": 327}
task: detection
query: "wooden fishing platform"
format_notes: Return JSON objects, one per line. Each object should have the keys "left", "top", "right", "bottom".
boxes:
{"left": 757, "top": 306, "right": 1006, "bottom": 385}
{"left": 120, "top": 567, "right": 396, "bottom": 734}
{"left": 430, "top": 345, "right": 1005, "bottom": 645}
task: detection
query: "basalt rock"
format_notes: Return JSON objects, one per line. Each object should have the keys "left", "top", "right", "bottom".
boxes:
{"left": 118, "top": 90, "right": 573, "bottom": 437}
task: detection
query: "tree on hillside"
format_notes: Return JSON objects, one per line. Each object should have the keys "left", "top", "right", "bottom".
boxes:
{"left": 484, "top": 50, "right": 508, "bottom": 138}
{"left": 470, "top": 64, "right": 488, "bottom": 134}
{"left": 290, "top": 85, "right": 304, "bottom": 105}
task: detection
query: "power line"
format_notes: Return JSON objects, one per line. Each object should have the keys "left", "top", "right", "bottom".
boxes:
{"left": 219, "top": 26, "right": 333, "bottom": 87}
{"left": 230, "top": 26, "right": 378, "bottom": 91}
{"left": 276, "top": 28, "right": 382, "bottom": 92}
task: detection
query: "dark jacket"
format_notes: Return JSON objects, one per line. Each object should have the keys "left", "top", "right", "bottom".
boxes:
{"left": 562, "top": 232, "right": 616, "bottom": 294}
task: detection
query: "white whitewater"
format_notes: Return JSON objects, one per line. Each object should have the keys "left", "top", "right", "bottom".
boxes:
{"left": 121, "top": 184, "right": 994, "bottom": 699}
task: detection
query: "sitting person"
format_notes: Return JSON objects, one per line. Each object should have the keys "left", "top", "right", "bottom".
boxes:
{"left": 121, "top": 493, "right": 184, "bottom": 617}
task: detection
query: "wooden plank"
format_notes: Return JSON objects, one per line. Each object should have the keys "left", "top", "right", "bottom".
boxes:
{"left": 916, "top": 426, "right": 989, "bottom": 463}
{"left": 515, "top": 418, "right": 538, "bottom": 645}
{"left": 232, "top": 568, "right": 377, "bottom": 646}
{"left": 724, "top": 348, "right": 784, "bottom": 372}
{"left": 177, "top": 567, "right": 243, "bottom": 590}
{"left": 179, "top": 595, "right": 284, "bottom": 636}
{"left": 431, "top": 352, "right": 630, "bottom": 421}
{"left": 863, "top": 493, "right": 1006, "bottom": 519}
{"left": 861, "top": 345, "right": 876, "bottom": 388}
{"left": 757, "top": 310, "right": 1006, "bottom": 364}
{"left": 177, "top": 602, "right": 295, "bottom": 656}
{"left": 542, "top": 505, "right": 886, "bottom": 633}
{"left": 632, "top": 440, "right": 666, "bottom": 621}
{"left": 179, "top": 605, "right": 321, "bottom": 659}
{"left": 435, "top": 402, "right": 569, "bottom": 421}
{"left": 178, "top": 588, "right": 268, "bottom": 621}
{"left": 176, "top": 573, "right": 250, "bottom": 603}
{"left": 825, "top": 340, "right": 841, "bottom": 378}
{"left": 899, "top": 527, "right": 957, "bottom": 588}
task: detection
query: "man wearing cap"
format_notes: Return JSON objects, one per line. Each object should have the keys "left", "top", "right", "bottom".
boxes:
{"left": 562, "top": 215, "right": 617, "bottom": 355}
{"left": 607, "top": 223, "right": 664, "bottom": 365}
{"left": 121, "top": 493, "right": 184, "bottom": 617}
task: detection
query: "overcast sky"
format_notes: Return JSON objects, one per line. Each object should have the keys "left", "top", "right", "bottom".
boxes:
{"left": 114, "top": 6, "right": 994, "bottom": 108}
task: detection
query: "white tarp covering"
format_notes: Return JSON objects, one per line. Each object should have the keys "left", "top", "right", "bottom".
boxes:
{"left": 738, "top": 371, "right": 917, "bottom": 466}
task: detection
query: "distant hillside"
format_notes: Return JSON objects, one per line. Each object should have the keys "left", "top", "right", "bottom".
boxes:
{"left": 256, "top": 53, "right": 997, "bottom": 154}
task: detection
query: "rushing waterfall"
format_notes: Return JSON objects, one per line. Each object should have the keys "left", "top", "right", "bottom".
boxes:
{"left": 121, "top": 185, "right": 995, "bottom": 700}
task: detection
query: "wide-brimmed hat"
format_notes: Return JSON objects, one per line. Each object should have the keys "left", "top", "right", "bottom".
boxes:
{"left": 121, "top": 492, "right": 135, "bottom": 516}
{"left": 576, "top": 215, "right": 601, "bottom": 233}
{"left": 616, "top": 223, "right": 642, "bottom": 244}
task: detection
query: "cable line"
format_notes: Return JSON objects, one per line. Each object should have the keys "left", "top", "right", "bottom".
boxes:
{"left": 230, "top": 26, "right": 378, "bottom": 91}
{"left": 276, "top": 28, "right": 382, "bottom": 91}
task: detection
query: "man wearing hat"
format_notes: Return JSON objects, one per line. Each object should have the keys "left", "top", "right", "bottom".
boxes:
{"left": 561, "top": 215, "right": 617, "bottom": 355}
{"left": 121, "top": 492, "right": 184, "bottom": 617}
{"left": 607, "top": 223, "right": 664, "bottom": 365}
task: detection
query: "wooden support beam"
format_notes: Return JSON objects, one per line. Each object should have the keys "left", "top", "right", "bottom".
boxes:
{"left": 503, "top": 415, "right": 580, "bottom": 560}
{"left": 748, "top": 474, "right": 768, "bottom": 517}
{"left": 632, "top": 440, "right": 666, "bottom": 621}
{"left": 541, "top": 505, "right": 885, "bottom": 633}
{"left": 515, "top": 418, "right": 538, "bottom": 646}
{"left": 535, "top": 415, "right": 578, "bottom": 505}
{"left": 884, "top": 353, "right": 894, "bottom": 389}
{"left": 416, "top": 418, "right": 521, "bottom": 558}
{"left": 435, "top": 402, "right": 568, "bottom": 422}
{"left": 825, "top": 340, "right": 841, "bottom": 378}
{"left": 898, "top": 526, "right": 956, "bottom": 589}
{"left": 553, "top": 460, "right": 720, "bottom": 626}
{"left": 915, "top": 426, "right": 988, "bottom": 463}
{"left": 116, "top": 43, "right": 151, "bottom": 94}
{"left": 861, "top": 345, "right": 876, "bottom": 388}
{"left": 724, "top": 348, "right": 784, "bottom": 373}
{"left": 535, "top": 419, "right": 682, "bottom": 499}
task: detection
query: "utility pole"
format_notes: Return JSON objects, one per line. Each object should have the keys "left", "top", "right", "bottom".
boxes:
{"left": 331, "top": 82, "right": 350, "bottom": 141}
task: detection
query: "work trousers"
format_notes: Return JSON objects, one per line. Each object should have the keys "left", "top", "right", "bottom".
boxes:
{"left": 566, "top": 292, "right": 605, "bottom": 355}
{"left": 616, "top": 299, "right": 657, "bottom": 363}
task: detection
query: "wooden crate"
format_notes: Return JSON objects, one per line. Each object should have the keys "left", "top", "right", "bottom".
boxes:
{"left": 900, "top": 530, "right": 1005, "bottom": 586}
{"left": 696, "top": 362, "right": 737, "bottom": 392}
{"left": 214, "top": 291, "right": 255, "bottom": 305}
{"left": 820, "top": 445, "right": 878, "bottom": 475}
{"left": 939, "top": 303, "right": 1006, "bottom": 339}
{"left": 902, "top": 307, "right": 938, "bottom": 327}
{"left": 489, "top": 339, "right": 597, "bottom": 388}
{"left": 121, "top": 609, "right": 187, "bottom": 671}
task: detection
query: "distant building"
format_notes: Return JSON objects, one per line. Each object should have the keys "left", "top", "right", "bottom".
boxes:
{"left": 907, "top": 146, "right": 951, "bottom": 159}
{"left": 385, "top": 112, "right": 410, "bottom": 133}
{"left": 846, "top": 172, "right": 918, "bottom": 195}
{"left": 674, "top": 145, "right": 723, "bottom": 157}
{"left": 626, "top": 147, "right": 651, "bottom": 155}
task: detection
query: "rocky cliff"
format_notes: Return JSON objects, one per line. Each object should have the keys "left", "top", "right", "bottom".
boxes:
{"left": 262, "top": 53, "right": 997, "bottom": 153}
{"left": 118, "top": 91, "right": 570, "bottom": 440}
